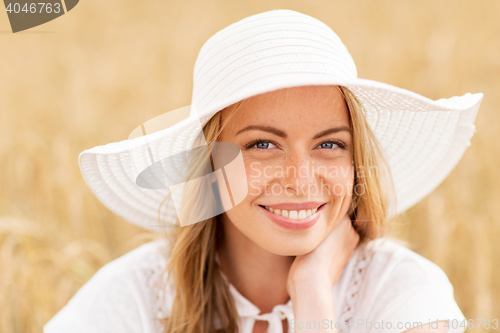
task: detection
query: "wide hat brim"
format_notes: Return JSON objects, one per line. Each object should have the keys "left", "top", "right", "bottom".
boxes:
{"left": 78, "top": 75, "right": 482, "bottom": 232}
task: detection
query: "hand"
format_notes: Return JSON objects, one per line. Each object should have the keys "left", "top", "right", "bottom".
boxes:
{"left": 286, "top": 214, "right": 360, "bottom": 297}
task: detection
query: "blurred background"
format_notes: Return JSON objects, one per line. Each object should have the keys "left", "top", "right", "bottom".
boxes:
{"left": 1, "top": 0, "right": 498, "bottom": 332}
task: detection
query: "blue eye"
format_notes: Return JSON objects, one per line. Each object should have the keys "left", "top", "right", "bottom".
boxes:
{"left": 318, "top": 142, "right": 339, "bottom": 149}
{"left": 251, "top": 141, "right": 277, "bottom": 149}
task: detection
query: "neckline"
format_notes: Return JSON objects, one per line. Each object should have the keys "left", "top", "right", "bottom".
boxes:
{"left": 214, "top": 251, "right": 293, "bottom": 317}
{"left": 212, "top": 243, "right": 371, "bottom": 321}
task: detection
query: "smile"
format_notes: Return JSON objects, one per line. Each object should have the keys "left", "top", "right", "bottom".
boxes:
{"left": 258, "top": 203, "right": 326, "bottom": 230}
{"left": 260, "top": 205, "right": 321, "bottom": 220}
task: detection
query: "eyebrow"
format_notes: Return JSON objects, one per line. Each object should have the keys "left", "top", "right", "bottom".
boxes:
{"left": 235, "top": 125, "right": 352, "bottom": 139}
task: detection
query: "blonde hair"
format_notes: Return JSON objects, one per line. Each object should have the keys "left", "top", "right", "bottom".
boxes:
{"left": 159, "top": 86, "right": 395, "bottom": 333}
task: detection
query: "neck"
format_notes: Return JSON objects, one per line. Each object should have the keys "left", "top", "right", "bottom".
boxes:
{"left": 217, "top": 216, "right": 294, "bottom": 313}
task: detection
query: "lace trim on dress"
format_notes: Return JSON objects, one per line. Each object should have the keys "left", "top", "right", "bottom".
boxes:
{"left": 337, "top": 244, "right": 373, "bottom": 333}
{"left": 138, "top": 246, "right": 172, "bottom": 332}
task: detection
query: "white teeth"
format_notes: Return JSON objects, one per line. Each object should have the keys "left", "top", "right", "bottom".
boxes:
{"left": 263, "top": 206, "right": 321, "bottom": 220}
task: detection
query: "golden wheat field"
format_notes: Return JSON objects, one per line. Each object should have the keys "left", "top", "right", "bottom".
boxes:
{"left": 1, "top": 0, "right": 499, "bottom": 332}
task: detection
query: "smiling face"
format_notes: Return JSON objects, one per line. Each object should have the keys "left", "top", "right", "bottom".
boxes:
{"left": 217, "top": 85, "right": 355, "bottom": 256}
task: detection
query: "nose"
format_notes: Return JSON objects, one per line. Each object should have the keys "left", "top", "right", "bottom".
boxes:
{"left": 278, "top": 150, "right": 317, "bottom": 195}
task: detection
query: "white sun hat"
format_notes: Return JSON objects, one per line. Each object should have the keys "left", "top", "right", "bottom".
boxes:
{"left": 78, "top": 9, "right": 482, "bottom": 232}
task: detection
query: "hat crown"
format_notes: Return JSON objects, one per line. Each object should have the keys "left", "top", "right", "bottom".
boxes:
{"left": 191, "top": 9, "right": 357, "bottom": 119}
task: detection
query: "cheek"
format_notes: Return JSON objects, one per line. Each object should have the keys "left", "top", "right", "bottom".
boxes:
{"left": 244, "top": 159, "right": 273, "bottom": 197}
{"left": 317, "top": 163, "right": 355, "bottom": 197}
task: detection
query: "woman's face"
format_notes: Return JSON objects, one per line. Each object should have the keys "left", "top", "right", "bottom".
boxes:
{"left": 217, "top": 85, "right": 354, "bottom": 256}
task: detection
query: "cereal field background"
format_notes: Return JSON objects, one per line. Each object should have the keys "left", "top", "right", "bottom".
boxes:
{"left": 1, "top": 0, "right": 499, "bottom": 332}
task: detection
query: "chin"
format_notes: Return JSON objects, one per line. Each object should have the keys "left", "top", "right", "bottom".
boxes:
{"left": 259, "top": 236, "right": 323, "bottom": 256}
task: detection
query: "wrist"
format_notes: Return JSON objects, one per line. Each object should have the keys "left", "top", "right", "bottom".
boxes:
{"left": 288, "top": 279, "right": 337, "bottom": 331}
{"left": 288, "top": 272, "right": 331, "bottom": 300}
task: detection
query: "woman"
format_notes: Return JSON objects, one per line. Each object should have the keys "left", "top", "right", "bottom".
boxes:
{"left": 44, "top": 9, "right": 482, "bottom": 333}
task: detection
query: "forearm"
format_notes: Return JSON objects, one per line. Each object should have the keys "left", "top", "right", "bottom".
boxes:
{"left": 289, "top": 278, "right": 337, "bottom": 333}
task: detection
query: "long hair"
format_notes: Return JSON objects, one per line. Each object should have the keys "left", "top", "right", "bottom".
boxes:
{"left": 338, "top": 86, "right": 395, "bottom": 241}
{"left": 159, "top": 86, "right": 395, "bottom": 333}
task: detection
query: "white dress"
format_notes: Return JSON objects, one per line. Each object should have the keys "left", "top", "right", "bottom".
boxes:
{"left": 43, "top": 237, "right": 466, "bottom": 333}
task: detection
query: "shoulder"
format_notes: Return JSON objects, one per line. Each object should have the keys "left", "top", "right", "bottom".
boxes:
{"left": 363, "top": 237, "right": 451, "bottom": 288}
{"left": 94, "top": 238, "right": 171, "bottom": 278}
{"left": 43, "top": 239, "right": 174, "bottom": 333}
{"left": 348, "top": 237, "right": 466, "bottom": 333}
{"left": 358, "top": 236, "right": 457, "bottom": 303}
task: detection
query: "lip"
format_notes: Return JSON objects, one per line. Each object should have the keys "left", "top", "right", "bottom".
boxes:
{"left": 259, "top": 203, "right": 326, "bottom": 231}
{"left": 261, "top": 201, "right": 325, "bottom": 211}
